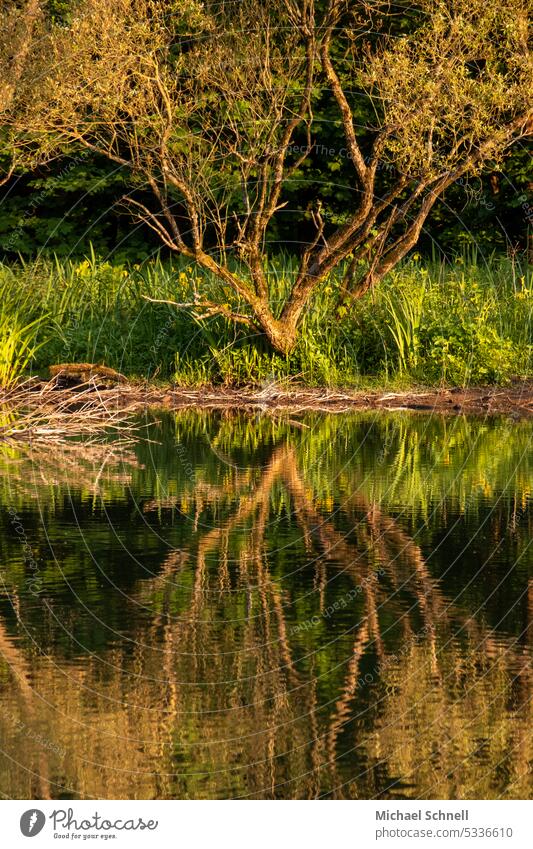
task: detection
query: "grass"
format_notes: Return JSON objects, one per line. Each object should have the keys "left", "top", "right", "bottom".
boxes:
{"left": 0, "top": 248, "right": 530, "bottom": 389}
{"left": 0, "top": 288, "right": 48, "bottom": 389}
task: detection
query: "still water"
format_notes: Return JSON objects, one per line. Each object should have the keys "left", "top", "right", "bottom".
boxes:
{"left": 0, "top": 411, "right": 531, "bottom": 799}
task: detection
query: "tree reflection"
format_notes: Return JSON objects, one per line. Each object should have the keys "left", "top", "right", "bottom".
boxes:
{"left": 0, "top": 415, "right": 530, "bottom": 798}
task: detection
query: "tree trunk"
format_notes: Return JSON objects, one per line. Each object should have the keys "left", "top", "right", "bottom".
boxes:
{"left": 261, "top": 316, "right": 299, "bottom": 356}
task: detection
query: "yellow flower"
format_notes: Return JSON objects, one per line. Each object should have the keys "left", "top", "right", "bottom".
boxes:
{"left": 75, "top": 259, "right": 90, "bottom": 276}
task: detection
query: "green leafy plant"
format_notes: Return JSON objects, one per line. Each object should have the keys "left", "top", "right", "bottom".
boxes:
{"left": 0, "top": 309, "right": 47, "bottom": 389}
{"left": 381, "top": 270, "right": 427, "bottom": 373}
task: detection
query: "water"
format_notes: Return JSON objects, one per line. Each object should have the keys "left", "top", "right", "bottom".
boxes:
{"left": 0, "top": 411, "right": 531, "bottom": 799}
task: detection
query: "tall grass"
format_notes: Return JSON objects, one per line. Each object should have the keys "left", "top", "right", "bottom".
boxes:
{"left": 0, "top": 249, "right": 530, "bottom": 387}
{"left": 380, "top": 274, "right": 427, "bottom": 374}
{"left": 0, "top": 275, "right": 48, "bottom": 389}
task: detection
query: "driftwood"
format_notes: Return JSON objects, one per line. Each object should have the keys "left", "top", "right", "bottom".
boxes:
{"left": 0, "top": 378, "right": 532, "bottom": 443}
{"left": 0, "top": 377, "right": 139, "bottom": 442}
{"left": 48, "top": 362, "right": 127, "bottom": 387}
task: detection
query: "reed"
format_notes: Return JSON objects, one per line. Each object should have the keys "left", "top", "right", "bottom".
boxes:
{"left": 0, "top": 249, "right": 530, "bottom": 387}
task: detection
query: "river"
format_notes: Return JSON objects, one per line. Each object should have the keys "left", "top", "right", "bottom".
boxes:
{"left": 0, "top": 411, "right": 530, "bottom": 799}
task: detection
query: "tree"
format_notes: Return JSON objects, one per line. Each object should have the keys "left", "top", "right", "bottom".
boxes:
{"left": 0, "top": 0, "right": 43, "bottom": 186}
{"left": 2, "top": 0, "right": 532, "bottom": 353}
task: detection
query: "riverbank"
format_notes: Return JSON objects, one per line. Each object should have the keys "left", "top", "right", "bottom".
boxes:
{"left": 4, "top": 378, "right": 533, "bottom": 424}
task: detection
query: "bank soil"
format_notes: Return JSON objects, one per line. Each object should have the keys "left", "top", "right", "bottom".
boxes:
{"left": 131, "top": 381, "right": 533, "bottom": 416}
{"left": 9, "top": 376, "right": 533, "bottom": 419}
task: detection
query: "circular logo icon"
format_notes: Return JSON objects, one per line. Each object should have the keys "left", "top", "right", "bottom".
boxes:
{"left": 20, "top": 809, "right": 46, "bottom": 837}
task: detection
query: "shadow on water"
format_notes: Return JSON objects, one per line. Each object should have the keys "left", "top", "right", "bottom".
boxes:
{"left": 0, "top": 411, "right": 530, "bottom": 799}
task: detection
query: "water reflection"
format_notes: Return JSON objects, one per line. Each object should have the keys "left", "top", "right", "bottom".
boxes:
{"left": 0, "top": 412, "right": 530, "bottom": 799}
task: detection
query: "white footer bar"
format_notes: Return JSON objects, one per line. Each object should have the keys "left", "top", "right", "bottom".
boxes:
{"left": 3, "top": 799, "right": 532, "bottom": 848}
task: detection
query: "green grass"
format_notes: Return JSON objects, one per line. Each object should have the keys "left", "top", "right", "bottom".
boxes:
{"left": 0, "top": 249, "right": 530, "bottom": 388}
{"left": 0, "top": 288, "right": 48, "bottom": 389}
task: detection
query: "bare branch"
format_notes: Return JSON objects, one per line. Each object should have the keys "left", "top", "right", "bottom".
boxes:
{"left": 142, "top": 295, "right": 257, "bottom": 329}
